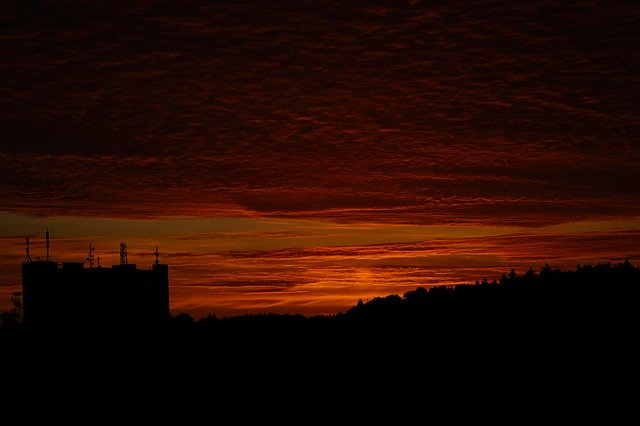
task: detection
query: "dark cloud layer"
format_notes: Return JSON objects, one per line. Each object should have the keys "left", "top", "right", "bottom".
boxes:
{"left": 1, "top": 0, "right": 639, "bottom": 225}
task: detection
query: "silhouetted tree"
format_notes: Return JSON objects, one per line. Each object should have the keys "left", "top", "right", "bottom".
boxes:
{"left": 524, "top": 267, "right": 537, "bottom": 280}
{"left": 509, "top": 268, "right": 517, "bottom": 281}
{"left": 0, "top": 291, "right": 23, "bottom": 328}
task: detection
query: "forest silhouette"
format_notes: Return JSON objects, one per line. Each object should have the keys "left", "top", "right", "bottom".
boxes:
{"left": 2, "top": 260, "right": 638, "bottom": 421}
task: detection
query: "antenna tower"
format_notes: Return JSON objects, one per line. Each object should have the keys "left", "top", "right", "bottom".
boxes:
{"left": 86, "top": 243, "right": 95, "bottom": 268}
{"left": 120, "top": 241, "right": 128, "bottom": 265}
{"left": 25, "top": 236, "right": 32, "bottom": 262}
{"left": 154, "top": 245, "right": 160, "bottom": 265}
{"left": 45, "top": 228, "right": 50, "bottom": 261}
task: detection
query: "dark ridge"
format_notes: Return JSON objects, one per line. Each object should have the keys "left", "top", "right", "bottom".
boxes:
{"left": 165, "top": 260, "right": 639, "bottom": 421}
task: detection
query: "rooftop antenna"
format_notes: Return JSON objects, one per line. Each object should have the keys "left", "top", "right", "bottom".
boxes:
{"left": 154, "top": 245, "right": 160, "bottom": 265}
{"left": 86, "top": 243, "right": 95, "bottom": 268}
{"left": 120, "top": 241, "right": 128, "bottom": 265}
{"left": 45, "top": 228, "right": 50, "bottom": 261}
{"left": 25, "top": 236, "right": 32, "bottom": 262}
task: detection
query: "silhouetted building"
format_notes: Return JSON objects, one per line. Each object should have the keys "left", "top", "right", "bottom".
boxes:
{"left": 22, "top": 258, "right": 170, "bottom": 418}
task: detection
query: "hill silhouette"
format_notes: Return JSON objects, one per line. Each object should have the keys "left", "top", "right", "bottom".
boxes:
{"left": 2, "top": 260, "right": 638, "bottom": 421}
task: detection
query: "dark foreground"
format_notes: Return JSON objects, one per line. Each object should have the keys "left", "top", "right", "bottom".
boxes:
{"left": 2, "top": 261, "right": 639, "bottom": 422}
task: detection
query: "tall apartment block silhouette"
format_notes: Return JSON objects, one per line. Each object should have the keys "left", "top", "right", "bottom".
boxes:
{"left": 21, "top": 238, "right": 169, "bottom": 418}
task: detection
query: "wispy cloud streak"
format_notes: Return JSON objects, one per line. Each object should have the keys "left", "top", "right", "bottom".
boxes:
{"left": 1, "top": 1, "right": 639, "bottom": 225}
{"left": 2, "top": 225, "right": 638, "bottom": 318}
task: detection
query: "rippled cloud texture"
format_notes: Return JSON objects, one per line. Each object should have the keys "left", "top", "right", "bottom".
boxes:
{"left": 1, "top": 1, "right": 639, "bottom": 317}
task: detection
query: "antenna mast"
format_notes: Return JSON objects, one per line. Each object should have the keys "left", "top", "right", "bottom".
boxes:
{"left": 154, "top": 245, "right": 160, "bottom": 265}
{"left": 25, "top": 236, "right": 32, "bottom": 262}
{"left": 45, "top": 228, "right": 50, "bottom": 261}
{"left": 86, "top": 243, "right": 95, "bottom": 268}
{"left": 120, "top": 241, "right": 128, "bottom": 265}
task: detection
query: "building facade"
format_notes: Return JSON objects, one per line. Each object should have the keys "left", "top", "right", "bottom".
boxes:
{"left": 22, "top": 259, "right": 170, "bottom": 418}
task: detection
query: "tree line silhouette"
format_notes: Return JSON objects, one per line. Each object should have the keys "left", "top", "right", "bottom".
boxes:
{"left": 166, "top": 260, "right": 640, "bottom": 420}
{"left": 2, "top": 260, "right": 639, "bottom": 421}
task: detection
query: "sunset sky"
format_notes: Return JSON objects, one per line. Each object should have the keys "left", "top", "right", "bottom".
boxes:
{"left": 1, "top": 1, "right": 639, "bottom": 318}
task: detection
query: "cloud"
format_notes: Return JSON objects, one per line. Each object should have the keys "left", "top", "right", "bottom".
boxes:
{"left": 1, "top": 1, "right": 639, "bottom": 226}
{"left": 1, "top": 225, "right": 638, "bottom": 318}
